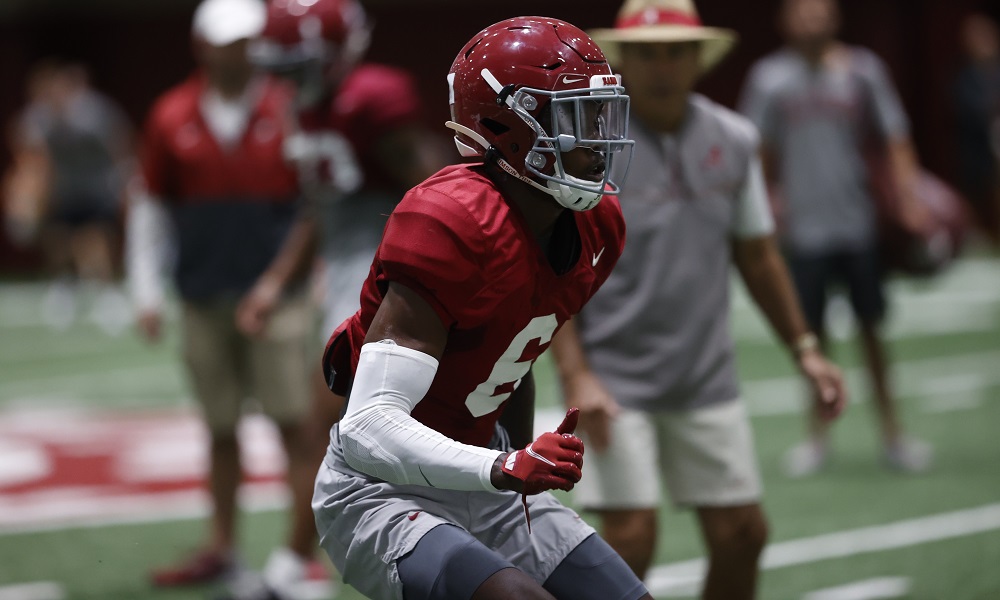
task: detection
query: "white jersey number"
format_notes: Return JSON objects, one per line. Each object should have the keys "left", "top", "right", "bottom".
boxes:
{"left": 465, "top": 314, "right": 559, "bottom": 417}
{"left": 284, "top": 131, "right": 363, "bottom": 194}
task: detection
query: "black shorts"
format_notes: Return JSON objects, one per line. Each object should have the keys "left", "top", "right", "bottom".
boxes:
{"left": 785, "top": 245, "right": 887, "bottom": 333}
{"left": 49, "top": 195, "right": 119, "bottom": 227}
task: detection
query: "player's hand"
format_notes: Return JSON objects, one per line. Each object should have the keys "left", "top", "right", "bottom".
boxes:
{"left": 563, "top": 370, "right": 619, "bottom": 453}
{"left": 797, "top": 348, "right": 847, "bottom": 422}
{"left": 493, "top": 408, "right": 584, "bottom": 495}
{"left": 235, "top": 275, "right": 282, "bottom": 336}
{"left": 136, "top": 309, "right": 162, "bottom": 343}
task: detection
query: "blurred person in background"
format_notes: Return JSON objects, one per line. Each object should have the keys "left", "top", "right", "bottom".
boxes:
{"left": 2, "top": 59, "right": 134, "bottom": 334}
{"left": 549, "top": 1, "right": 846, "bottom": 597}
{"left": 244, "top": 0, "right": 448, "bottom": 356}
{"left": 125, "top": 0, "right": 328, "bottom": 596}
{"left": 953, "top": 11, "right": 1000, "bottom": 246}
{"left": 235, "top": 0, "right": 448, "bottom": 593}
{"left": 213, "top": 0, "right": 449, "bottom": 597}
{"left": 738, "top": 0, "right": 933, "bottom": 477}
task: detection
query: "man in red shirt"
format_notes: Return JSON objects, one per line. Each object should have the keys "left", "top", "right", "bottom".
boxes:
{"left": 126, "top": 0, "right": 320, "bottom": 590}
{"left": 314, "top": 16, "right": 652, "bottom": 600}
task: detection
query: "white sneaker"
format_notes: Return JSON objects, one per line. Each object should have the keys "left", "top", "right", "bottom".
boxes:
{"left": 41, "top": 279, "right": 77, "bottom": 331}
{"left": 88, "top": 285, "right": 132, "bottom": 337}
{"left": 783, "top": 439, "right": 829, "bottom": 478}
{"left": 883, "top": 437, "right": 933, "bottom": 473}
{"left": 263, "top": 548, "right": 336, "bottom": 600}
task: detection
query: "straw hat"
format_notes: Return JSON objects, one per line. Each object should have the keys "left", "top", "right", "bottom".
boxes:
{"left": 589, "top": 0, "right": 738, "bottom": 73}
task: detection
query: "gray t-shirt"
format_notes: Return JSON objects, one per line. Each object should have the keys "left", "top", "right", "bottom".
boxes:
{"left": 21, "top": 89, "right": 131, "bottom": 213}
{"left": 576, "top": 94, "right": 772, "bottom": 412}
{"left": 738, "top": 46, "right": 910, "bottom": 253}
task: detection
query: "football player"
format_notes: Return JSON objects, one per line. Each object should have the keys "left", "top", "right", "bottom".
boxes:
{"left": 313, "top": 16, "right": 652, "bottom": 600}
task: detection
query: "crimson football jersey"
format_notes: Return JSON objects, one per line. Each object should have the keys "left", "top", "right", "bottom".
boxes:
{"left": 324, "top": 164, "right": 625, "bottom": 447}
{"left": 287, "top": 63, "right": 422, "bottom": 195}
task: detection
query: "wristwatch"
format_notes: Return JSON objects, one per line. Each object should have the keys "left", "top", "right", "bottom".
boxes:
{"left": 792, "top": 332, "right": 819, "bottom": 356}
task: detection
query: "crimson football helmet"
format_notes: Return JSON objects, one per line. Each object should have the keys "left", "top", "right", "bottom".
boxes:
{"left": 447, "top": 16, "right": 634, "bottom": 211}
{"left": 249, "top": 0, "right": 370, "bottom": 106}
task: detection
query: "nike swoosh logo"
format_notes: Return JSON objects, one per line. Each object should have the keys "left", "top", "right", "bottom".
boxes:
{"left": 592, "top": 247, "right": 605, "bottom": 267}
{"left": 561, "top": 75, "right": 587, "bottom": 84}
{"left": 525, "top": 443, "right": 556, "bottom": 467}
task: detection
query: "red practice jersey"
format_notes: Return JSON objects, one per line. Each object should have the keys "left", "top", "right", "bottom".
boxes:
{"left": 288, "top": 63, "right": 422, "bottom": 195}
{"left": 139, "top": 73, "right": 300, "bottom": 301}
{"left": 141, "top": 74, "right": 297, "bottom": 203}
{"left": 325, "top": 164, "right": 626, "bottom": 447}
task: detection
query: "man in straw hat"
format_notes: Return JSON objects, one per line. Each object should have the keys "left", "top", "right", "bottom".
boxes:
{"left": 738, "top": 0, "right": 933, "bottom": 478}
{"left": 551, "top": 1, "right": 847, "bottom": 597}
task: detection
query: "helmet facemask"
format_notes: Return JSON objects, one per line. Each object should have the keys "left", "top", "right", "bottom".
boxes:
{"left": 516, "top": 82, "right": 633, "bottom": 211}
{"left": 447, "top": 71, "right": 634, "bottom": 212}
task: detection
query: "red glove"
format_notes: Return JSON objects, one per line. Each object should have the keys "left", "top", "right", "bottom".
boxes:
{"left": 501, "top": 408, "right": 584, "bottom": 495}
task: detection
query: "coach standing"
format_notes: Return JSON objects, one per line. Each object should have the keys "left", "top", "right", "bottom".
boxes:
{"left": 126, "top": 0, "right": 317, "bottom": 586}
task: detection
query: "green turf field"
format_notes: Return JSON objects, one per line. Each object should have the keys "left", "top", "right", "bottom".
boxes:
{"left": 1, "top": 253, "right": 998, "bottom": 600}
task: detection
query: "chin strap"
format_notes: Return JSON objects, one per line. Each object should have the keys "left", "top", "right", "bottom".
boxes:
{"left": 444, "top": 120, "right": 603, "bottom": 211}
{"left": 545, "top": 172, "right": 604, "bottom": 211}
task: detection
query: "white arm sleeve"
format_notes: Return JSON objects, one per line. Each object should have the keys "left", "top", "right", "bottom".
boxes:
{"left": 338, "top": 340, "right": 504, "bottom": 492}
{"left": 732, "top": 154, "right": 775, "bottom": 239}
{"left": 125, "top": 191, "right": 170, "bottom": 312}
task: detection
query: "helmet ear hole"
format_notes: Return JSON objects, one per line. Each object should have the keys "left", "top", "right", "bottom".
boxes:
{"left": 511, "top": 143, "right": 519, "bottom": 153}
{"left": 480, "top": 118, "right": 509, "bottom": 136}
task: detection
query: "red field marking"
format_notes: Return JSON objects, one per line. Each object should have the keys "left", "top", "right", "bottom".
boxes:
{"left": 0, "top": 408, "right": 289, "bottom": 533}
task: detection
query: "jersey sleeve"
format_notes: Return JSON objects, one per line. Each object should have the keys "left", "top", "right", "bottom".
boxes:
{"left": 732, "top": 153, "right": 775, "bottom": 239}
{"left": 857, "top": 50, "right": 910, "bottom": 140}
{"left": 139, "top": 104, "right": 175, "bottom": 198}
{"left": 377, "top": 189, "right": 488, "bottom": 328}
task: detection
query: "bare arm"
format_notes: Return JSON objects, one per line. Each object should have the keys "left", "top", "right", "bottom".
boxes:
{"left": 549, "top": 318, "right": 618, "bottom": 452}
{"left": 886, "top": 135, "right": 930, "bottom": 233}
{"left": 732, "top": 235, "right": 846, "bottom": 421}
{"left": 732, "top": 235, "right": 810, "bottom": 348}
{"left": 2, "top": 126, "right": 51, "bottom": 245}
{"left": 235, "top": 212, "right": 318, "bottom": 335}
{"left": 363, "top": 281, "right": 449, "bottom": 355}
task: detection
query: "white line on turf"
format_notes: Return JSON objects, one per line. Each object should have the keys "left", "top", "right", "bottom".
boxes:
{"left": 533, "top": 350, "right": 1000, "bottom": 432}
{"left": 802, "top": 577, "right": 911, "bottom": 600}
{"left": 0, "top": 481, "right": 289, "bottom": 535}
{"left": 0, "top": 582, "right": 65, "bottom": 600}
{"left": 643, "top": 504, "right": 1000, "bottom": 596}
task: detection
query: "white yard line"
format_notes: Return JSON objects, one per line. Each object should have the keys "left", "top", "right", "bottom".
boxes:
{"left": 0, "top": 481, "right": 289, "bottom": 536}
{"left": 4, "top": 346, "right": 999, "bottom": 414}
{"left": 0, "top": 583, "right": 65, "bottom": 600}
{"left": 3, "top": 497, "right": 993, "bottom": 600}
{"left": 533, "top": 349, "right": 1000, "bottom": 431}
{"left": 644, "top": 504, "right": 1000, "bottom": 597}
{"left": 802, "top": 577, "right": 911, "bottom": 600}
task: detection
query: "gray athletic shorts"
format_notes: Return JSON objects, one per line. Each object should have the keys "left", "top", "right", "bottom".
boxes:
{"left": 313, "top": 429, "right": 596, "bottom": 600}
{"left": 573, "top": 399, "right": 762, "bottom": 509}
